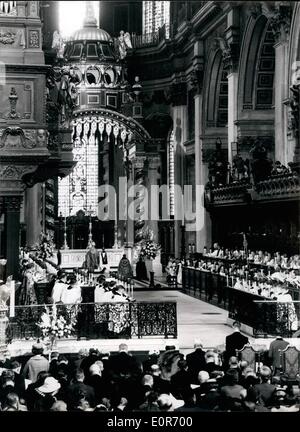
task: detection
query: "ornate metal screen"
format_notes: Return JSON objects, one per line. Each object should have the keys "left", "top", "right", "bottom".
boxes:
{"left": 7, "top": 301, "right": 177, "bottom": 341}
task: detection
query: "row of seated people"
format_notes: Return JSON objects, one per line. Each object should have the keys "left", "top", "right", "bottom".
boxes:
{"left": 203, "top": 244, "right": 300, "bottom": 270}
{"left": 186, "top": 259, "right": 300, "bottom": 291}
{"left": 0, "top": 323, "right": 298, "bottom": 412}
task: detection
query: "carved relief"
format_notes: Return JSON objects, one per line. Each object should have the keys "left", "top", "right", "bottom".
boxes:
{"left": 0, "top": 28, "right": 25, "bottom": 47}
{"left": 0, "top": 127, "right": 37, "bottom": 149}
{"left": 0, "top": 30, "right": 15, "bottom": 44}
{"left": 28, "top": 1, "right": 38, "bottom": 17}
{"left": 0, "top": 165, "right": 35, "bottom": 181}
{"left": 4, "top": 87, "right": 21, "bottom": 119}
{"left": 0, "top": 82, "right": 33, "bottom": 120}
{"left": 28, "top": 30, "right": 39, "bottom": 48}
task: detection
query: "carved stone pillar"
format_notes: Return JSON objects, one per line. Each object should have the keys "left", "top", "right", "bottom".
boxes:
{"left": 133, "top": 156, "right": 147, "bottom": 244}
{"left": 147, "top": 155, "right": 160, "bottom": 240}
{"left": 4, "top": 195, "right": 22, "bottom": 279}
{"left": 222, "top": 6, "right": 240, "bottom": 164}
{"left": 25, "top": 184, "right": 42, "bottom": 247}
{"left": 270, "top": 4, "right": 292, "bottom": 164}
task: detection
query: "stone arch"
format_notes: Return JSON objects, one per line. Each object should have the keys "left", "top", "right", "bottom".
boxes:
{"left": 288, "top": 2, "right": 300, "bottom": 87}
{"left": 204, "top": 49, "right": 228, "bottom": 128}
{"left": 238, "top": 14, "right": 273, "bottom": 112}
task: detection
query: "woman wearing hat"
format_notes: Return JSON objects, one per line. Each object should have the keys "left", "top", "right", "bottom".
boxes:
{"left": 34, "top": 376, "right": 62, "bottom": 411}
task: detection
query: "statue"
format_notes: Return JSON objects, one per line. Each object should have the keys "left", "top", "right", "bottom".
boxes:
{"left": 118, "top": 30, "right": 132, "bottom": 60}
{"left": 249, "top": 138, "right": 273, "bottom": 183}
{"left": 52, "top": 30, "right": 65, "bottom": 59}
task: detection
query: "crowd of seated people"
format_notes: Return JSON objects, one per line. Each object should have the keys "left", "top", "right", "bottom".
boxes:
{"left": 0, "top": 322, "right": 299, "bottom": 412}
{"left": 202, "top": 243, "right": 300, "bottom": 270}
{"left": 186, "top": 244, "right": 300, "bottom": 294}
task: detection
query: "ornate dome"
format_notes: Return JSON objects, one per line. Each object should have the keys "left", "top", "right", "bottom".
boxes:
{"left": 70, "top": 27, "right": 113, "bottom": 43}
{"left": 64, "top": 1, "right": 116, "bottom": 63}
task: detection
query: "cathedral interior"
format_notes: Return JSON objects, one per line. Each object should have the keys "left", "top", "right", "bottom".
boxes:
{"left": 0, "top": 0, "right": 300, "bottom": 415}
{"left": 0, "top": 0, "right": 299, "bottom": 280}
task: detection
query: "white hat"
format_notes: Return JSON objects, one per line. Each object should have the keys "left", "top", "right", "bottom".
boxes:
{"left": 37, "top": 377, "right": 61, "bottom": 394}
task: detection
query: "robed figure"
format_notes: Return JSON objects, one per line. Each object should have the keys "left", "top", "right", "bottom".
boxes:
{"left": 118, "top": 254, "right": 133, "bottom": 279}
{"left": 84, "top": 243, "right": 99, "bottom": 273}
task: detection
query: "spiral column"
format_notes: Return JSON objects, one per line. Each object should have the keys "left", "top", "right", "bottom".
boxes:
{"left": 133, "top": 157, "right": 147, "bottom": 244}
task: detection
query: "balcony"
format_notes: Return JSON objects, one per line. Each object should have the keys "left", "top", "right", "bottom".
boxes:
{"left": 205, "top": 172, "right": 300, "bottom": 207}
{"left": 255, "top": 173, "right": 300, "bottom": 201}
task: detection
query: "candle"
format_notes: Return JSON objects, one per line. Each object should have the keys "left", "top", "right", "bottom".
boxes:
{"left": 9, "top": 279, "right": 15, "bottom": 318}
{"left": 231, "top": 276, "right": 234, "bottom": 287}
{"left": 226, "top": 275, "right": 229, "bottom": 286}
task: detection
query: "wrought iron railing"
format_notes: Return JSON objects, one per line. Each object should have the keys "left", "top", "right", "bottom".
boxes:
{"left": 130, "top": 24, "right": 170, "bottom": 49}
{"left": 182, "top": 266, "right": 300, "bottom": 337}
{"left": 253, "top": 301, "right": 300, "bottom": 338}
{"left": 7, "top": 301, "right": 177, "bottom": 341}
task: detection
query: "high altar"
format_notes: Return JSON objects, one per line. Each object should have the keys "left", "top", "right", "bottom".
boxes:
{"left": 60, "top": 248, "right": 124, "bottom": 270}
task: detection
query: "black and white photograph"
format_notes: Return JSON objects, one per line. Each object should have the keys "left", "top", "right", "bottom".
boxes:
{"left": 0, "top": 0, "right": 300, "bottom": 423}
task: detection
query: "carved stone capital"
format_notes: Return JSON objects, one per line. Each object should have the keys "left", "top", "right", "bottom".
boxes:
{"left": 148, "top": 156, "right": 161, "bottom": 169}
{"left": 133, "top": 156, "right": 147, "bottom": 170}
{"left": 188, "top": 68, "right": 204, "bottom": 94}
{"left": 268, "top": 4, "right": 292, "bottom": 43}
{"left": 214, "top": 36, "right": 239, "bottom": 74}
{"left": 4, "top": 195, "right": 22, "bottom": 212}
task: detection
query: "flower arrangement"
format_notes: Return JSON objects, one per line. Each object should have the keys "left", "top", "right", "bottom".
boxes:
{"left": 139, "top": 240, "right": 160, "bottom": 260}
{"left": 38, "top": 304, "right": 76, "bottom": 340}
{"left": 137, "top": 227, "right": 160, "bottom": 260}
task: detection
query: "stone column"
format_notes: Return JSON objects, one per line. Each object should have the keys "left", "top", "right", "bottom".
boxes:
{"left": 133, "top": 156, "right": 147, "bottom": 245}
{"left": 273, "top": 26, "right": 290, "bottom": 163}
{"left": 172, "top": 104, "right": 187, "bottom": 258}
{"left": 195, "top": 93, "right": 212, "bottom": 253}
{"left": 125, "top": 159, "right": 135, "bottom": 250}
{"left": 147, "top": 155, "right": 160, "bottom": 239}
{"left": 223, "top": 5, "right": 240, "bottom": 164}
{"left": 25, "top": 184, "right": 42, "bottom": 247}
{"left": 4, "top": 196, "right": 22, "bottom": 279}
{"left": 227, "top": 71, "right": 238, "bottom": 164}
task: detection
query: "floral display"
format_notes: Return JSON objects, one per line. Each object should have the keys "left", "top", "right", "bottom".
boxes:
{"left": 139, "top": 240, "right": 161, "bottom": 260}
{"left": 136, "top": 227, "right": 161, "bottom": 260}
{"left": 38, "top": 304, "right": 76, "bottom": 339}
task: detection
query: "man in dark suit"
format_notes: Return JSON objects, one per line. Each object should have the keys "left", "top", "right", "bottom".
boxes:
{"left": 225, "top": 322, "right": 249, "bottom": 365}
{"left": 186, "top": 340, "right": 206, "bottom": 384}
{"left": 107, "top": 343, "right": 140, "bottom": 379}
{"left": 66, "top": 369, "right": 95, "bottom": 410}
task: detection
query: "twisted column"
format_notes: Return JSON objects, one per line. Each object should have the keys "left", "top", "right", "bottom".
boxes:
{"left": 133, "top": 157, "right": 147, "bottom": 243}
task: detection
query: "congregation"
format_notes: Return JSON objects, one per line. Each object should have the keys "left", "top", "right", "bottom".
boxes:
{"left": 0, "top": 321, "right": 299, "bottom": 412}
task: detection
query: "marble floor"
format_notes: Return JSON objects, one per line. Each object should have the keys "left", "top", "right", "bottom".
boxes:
{"left": 134, "top": 289, "right": 244, "bottom": 352}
